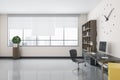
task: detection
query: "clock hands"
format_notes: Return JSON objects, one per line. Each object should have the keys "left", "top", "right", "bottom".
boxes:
{"left": 104, "top": 8, "right": 115, "bottom": 21}
{"left": 107, "top": 8, "right": 115, "bottom": 19}
{"left": 104, "top": 15, "right": 108, "bottom": 21}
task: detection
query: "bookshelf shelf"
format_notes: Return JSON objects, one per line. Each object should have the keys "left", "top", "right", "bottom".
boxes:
{"left": 82, "top": 20, "right": 97, "bottom": 52}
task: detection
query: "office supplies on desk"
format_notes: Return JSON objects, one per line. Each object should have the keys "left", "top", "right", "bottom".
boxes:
{"left": 101, "top": 56, "right": 109, "bottom": 59}
{"left": 91, "top": 52, "right": 96, "bottom": 55}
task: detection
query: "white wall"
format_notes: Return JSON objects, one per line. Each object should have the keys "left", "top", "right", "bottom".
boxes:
{"left": 0, "top": 14, "right": 87, "bottom": 57}
{"left": 88, "top": 0, "right": 120, "bottom": 58}
{"left": 0, "top": 14, "right": 12, "bottom": 57}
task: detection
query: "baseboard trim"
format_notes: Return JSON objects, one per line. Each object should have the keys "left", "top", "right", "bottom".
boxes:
{"left": 0, "top": 56, "right": 83, "bottom": 59}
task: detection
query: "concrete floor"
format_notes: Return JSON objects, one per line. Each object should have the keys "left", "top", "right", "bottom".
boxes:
{"left": 0, "top": 59, "right": 107, "bottom": 80}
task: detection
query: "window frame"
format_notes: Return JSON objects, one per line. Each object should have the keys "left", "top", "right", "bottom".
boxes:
{"left": 7, "top": 15, "right": 79, "bottom": 47}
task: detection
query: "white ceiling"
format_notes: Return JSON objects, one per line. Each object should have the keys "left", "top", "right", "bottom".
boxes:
{"left": 0, "top": 0, "right": 101, "bottom": 14}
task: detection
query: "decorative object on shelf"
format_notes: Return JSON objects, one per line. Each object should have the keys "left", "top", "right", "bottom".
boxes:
{"left": 12, "top": 36, "right": 21, "bottom": 59}
{"left": 89, "top": 41, "right": 93, "bottom": 52}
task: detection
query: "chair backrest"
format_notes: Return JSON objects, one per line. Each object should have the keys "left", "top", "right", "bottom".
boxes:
{"left": 69, "top": 49, "right": 77, "bottom": 62}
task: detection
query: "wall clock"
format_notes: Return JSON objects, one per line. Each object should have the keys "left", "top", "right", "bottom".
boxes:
{"left": 104, "top": 8, "right": 114, "bottom": 22}
{"left": 101, "top": 3, "right": 116, "bottom": 35}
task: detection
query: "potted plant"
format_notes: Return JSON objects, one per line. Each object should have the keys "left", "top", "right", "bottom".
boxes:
{"left": 12, "top": 36, "right": 21, "bottom": 59}
{"left": 12, "top": 36, "right": 21, "bottom": 47}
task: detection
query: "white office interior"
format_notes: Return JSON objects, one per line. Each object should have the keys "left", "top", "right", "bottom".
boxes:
{"left": 0, "top": 0, "right": 120, "bottom": 80}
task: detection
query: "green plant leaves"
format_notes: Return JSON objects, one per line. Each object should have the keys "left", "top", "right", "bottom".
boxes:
{"left": 12, "top": 36, "right": 21, "bottom": 44}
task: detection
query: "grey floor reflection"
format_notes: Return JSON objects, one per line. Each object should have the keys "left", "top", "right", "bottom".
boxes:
{"left": 8, "top": 60, "right": 21, "bottom": 80}
{"left": 0, "top": 59, "right": 107, "bottom": 80}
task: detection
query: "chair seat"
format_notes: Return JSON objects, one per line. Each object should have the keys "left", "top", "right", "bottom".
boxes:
{"left": 75, "top": 59, "right": 85, "bottom": 63}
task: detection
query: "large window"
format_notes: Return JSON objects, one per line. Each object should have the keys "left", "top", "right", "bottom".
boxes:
{"left": 8, "top": 15, "right": 79, "bottom": 46}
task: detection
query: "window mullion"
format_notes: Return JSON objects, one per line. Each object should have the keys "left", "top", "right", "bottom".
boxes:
{"left": 36, "top": 36, "right": 37, "bottom": 46}
{"left": 63, "top": 27, "right": 65, "bottom": 46}
{"left": 23, "top": 29, "right": 24, "bottom": 46}
{"left": 50, "top": 36, "right": 51, "bottom": 46}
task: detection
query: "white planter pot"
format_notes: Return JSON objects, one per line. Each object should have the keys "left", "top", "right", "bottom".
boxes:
{"left": 13, "top": 44, "right": 18, "bottom": 47}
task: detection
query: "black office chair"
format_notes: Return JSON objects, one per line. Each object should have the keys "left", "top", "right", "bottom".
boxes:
{"left": 69, "top": 49, "right": 85, "bottom": 72}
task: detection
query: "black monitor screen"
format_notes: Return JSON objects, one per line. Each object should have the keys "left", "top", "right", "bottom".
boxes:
{"left": 99, "top": 41, "right": 107, "bottom": 52}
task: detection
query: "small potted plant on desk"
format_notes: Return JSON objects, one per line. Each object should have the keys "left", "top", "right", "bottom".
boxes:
{"left": 12, "top": 36, "right": 21, "bottom": 59}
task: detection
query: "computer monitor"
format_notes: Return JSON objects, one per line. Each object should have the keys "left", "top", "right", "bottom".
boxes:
{"left": 99, "top": 41, "right": 107, "bottom": 53}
